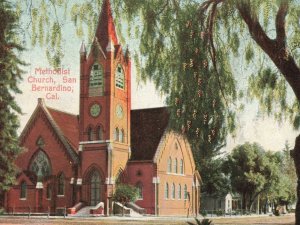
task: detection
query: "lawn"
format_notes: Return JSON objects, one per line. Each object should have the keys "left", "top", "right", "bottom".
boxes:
{"left": 0, "top": 214, "right": 295, "bottom": 225}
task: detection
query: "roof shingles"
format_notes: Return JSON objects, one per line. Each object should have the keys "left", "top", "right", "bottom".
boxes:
{"left": 47, "top": 107, "right": 79, "bottom": 150}
{"left": 130, "top": 107, "right": 169, "bottom": 161}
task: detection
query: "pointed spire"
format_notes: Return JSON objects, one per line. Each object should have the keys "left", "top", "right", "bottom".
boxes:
{"left": 95, "top": 0, "right": 118, "bottom": 52}
{"left": 125, "top": 45, "right": 130, "bottom": 58}
{"left": 79, "top": 41, "right": 86, "bottom": 54}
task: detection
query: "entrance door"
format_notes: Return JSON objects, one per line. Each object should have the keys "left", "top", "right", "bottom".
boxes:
{"left": 90, "top": 171, "right": 101, "bottom": 206}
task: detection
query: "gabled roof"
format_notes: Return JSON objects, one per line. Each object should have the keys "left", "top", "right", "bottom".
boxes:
{"left": 130, "top": 107, "right": 170, "bottom": 161}
{"left": 20, "top": 99, "right": 79, "bottom": 163}
{"left": 47, "top": 107, "right": 79, "bottom": 150}
{"left": 95, "top": 0, "right": 118, "bottom": 51}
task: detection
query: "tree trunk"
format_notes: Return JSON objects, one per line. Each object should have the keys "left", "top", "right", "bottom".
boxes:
{"left": 292, "top": 135, "right": 300, "bottom": 225}
{"left": 237, "top": 4, "right": 300, "bottom": 224}
{"left": 242, "top": 193, "right": 246, "bottom": 211}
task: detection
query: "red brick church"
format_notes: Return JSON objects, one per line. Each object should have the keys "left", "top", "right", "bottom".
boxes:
{"left": 4, "top": 0, "right": 201, "bottom": 216}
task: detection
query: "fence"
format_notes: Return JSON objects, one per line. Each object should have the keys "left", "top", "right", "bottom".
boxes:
{"left": 4, "top": 206, "right": 67, "bottom": 218}
{"left": 200, "top": 209, "right": 257, "bottom": 217}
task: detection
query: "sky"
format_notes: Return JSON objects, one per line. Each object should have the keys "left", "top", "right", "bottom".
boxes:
{"left": 15, "top": 4, "right": 299, "bottom": 153}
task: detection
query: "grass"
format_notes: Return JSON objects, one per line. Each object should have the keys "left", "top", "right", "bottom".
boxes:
{"left": 0, "top": 214, "right": 295, "bottom": 225}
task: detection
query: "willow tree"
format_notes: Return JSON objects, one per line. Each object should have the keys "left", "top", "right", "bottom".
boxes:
{"left": 112, "top": 0, "right": 300, "bottom": 222}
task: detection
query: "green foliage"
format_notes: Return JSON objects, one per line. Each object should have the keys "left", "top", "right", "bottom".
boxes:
{"left": 264, "top": 142, "right": 297, "bottom": 207}
{"left": 200, "top": 209, "right": 207, "bottom": 217}
{"left": 112, "top": 184, "right": 138, "bottom": 204}
{"left": 224, "top": 143, "right": 276, "bottom": 210}
{"left": 215, "top": 209, "right": 224, "bottom": 216}
{"left": 199, "top": 157, "right": 231, "bottom": 196}
{"left": 225, "top": 142, "right": 297, "bottom": 210}
{"left": 0, "top": 0, "right": 25, "bottom": 192}
{"left": 187, "top": 218, "right": 213, "bottom": 225}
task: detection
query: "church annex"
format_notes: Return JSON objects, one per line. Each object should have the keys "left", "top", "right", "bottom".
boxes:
{"left": 4, "top": 0, "right": 201, "bottom": 216}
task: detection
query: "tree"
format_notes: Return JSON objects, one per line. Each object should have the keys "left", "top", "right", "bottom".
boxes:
{"left": 224, "top": 143, "right": 276, "bottom": 211}
{"left": 273, "top": 143, "right": 297, "bottom": 210}
{"left": 200, "top": 157, "right": 231, "bottom": 196}
{"left": 0, "top": 0, "right": 25, "bottom": 202}
{"left": 112, "top": 184, "right": 138, "bottom": 216}
{"left": 260, "top": 151, "right": 293, "bottom": 213}
{"left": 112, "top": 0, "right": 300, "bottom": 222}
{"left": 225, "top": 143, "right": 296, "bottom": 213}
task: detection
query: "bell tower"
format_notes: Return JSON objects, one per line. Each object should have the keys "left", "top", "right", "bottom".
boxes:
{"left": 78, "top": 0, "right": 131, "bottom": 213}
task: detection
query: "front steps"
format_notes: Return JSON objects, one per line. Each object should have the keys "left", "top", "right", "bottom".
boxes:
{"left": 113, "top": 202, "right": 143, "bottom": 217}
{"left": 69, "top": 202, "right": 144, "bottom": 217}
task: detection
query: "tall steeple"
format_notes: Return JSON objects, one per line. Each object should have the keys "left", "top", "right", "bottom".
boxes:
{"left": 96, "top": 0, "right": 118, "bottom": 52}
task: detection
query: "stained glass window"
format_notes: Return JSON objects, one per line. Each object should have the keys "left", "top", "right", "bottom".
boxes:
{"left": 30, "top": 151, "right": 51, "bottom": 179}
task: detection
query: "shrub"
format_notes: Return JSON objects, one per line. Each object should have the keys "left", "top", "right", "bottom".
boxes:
{"left": 112, "top": 184, "right": 138, "bottom": 216}
{"left": 200, "top": 209, "right": 207, "bottom": 217}
{"left": 216, "top": 209, "right": 223, "bottom": 216}
{"left": 0, "top": 208, "right": 5, "bottom": 215}
{"left": 187, "top": 218, "right": 214, "bottom": 225}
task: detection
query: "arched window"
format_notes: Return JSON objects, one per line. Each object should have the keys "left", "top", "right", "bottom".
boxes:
{"left": 172, "top": 183, "right": 176, "bottom": 199}
{"left": 180, "top": 159, "right": 184, "bottom": 174}
{"left": 30, "top": 151, "right": 51, "bottom": 179}
{"left": 57, "top": 173, "right": 65, "bottom": 196}
{"left": 20, "top": 181, "right": 27, "bottom": 199}
{"left": 46, "top": 184, "right": 52, "bottom": 199}
{"left": 136, "top": 182, "right": 143, "bottom": 200}
{"left": 174, "top": 158, "right": 178, "bottom": 174}
{"left": 88, "top": 127, "right": 93, "bottom": 141}
{"left": 119, "top": 129, "right": 124, "bottom": 143}
{"left": 115, "top": 64, "right": 125, "bottom": 89}
{"left": 184, "top": 184, "right": 188, "bottom": 199}
{"left": 97, "top": 126, "right": 103, "bottom": 140}
{"left": 167, "top": 157, "right": 172, "bottom": 173}
{"left": 90, "top": 170, "right": 101, "bottom": 206}
{"left": 89, "top": 63, "right": 104, "bottom": 96}
{"left": 114, "top": 128, "right": 119, "bottom": 141}
{"left": 165, "top": 183, "right": 169, "bottom": 199}
{"left": 178, "top": 184, "right": 182, "bottom": 199}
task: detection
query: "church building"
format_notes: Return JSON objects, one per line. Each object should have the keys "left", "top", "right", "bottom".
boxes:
{"left": 4, "top": 0, "right": 201, "bottom": 216}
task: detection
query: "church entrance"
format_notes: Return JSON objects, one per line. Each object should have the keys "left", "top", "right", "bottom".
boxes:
{"left": 90, "top": 170, "right": 101, "bottom": 206}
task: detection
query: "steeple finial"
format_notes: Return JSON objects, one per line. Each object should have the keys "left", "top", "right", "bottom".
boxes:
{"left": 106, "top": 38, "right": 115, "bottom": 52}
{"left": 79, "top": 41, "right": 86, "bottom": 54}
